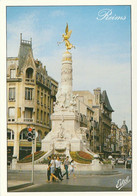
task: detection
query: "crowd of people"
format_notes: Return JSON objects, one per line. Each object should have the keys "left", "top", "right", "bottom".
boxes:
{"left": 47, "top": 155, "right": 76, "bottom": 183}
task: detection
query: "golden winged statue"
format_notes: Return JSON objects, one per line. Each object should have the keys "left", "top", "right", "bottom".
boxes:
{"left": 58, "top": 23, "right": 75, "bottom": 50}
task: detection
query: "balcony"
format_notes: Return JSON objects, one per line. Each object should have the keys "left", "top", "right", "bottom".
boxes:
{"left": 25, "top": 78, "right": 34, "bottom": 84}
{"left": 9, "top": 98, "right": 16, "bottom": 102}
{"left": 8, "top": 118, "right": 15, "bottom": 122}
{"left": 24, "top": 118, "right": 33, "bottom": 122}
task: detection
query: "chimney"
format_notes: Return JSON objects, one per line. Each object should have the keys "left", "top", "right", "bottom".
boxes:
{"left": 93, "top": 88, "right": 101, "bottom": 105}
{"left": 20, "top": 33, "right": 22, "bottom": 44}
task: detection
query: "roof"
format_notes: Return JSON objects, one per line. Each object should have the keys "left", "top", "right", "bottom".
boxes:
{"left": 101, "top": 90, "right": 114, "bottom": 112}
{"left": 18, "top": 34, "right": 33, "bottom": 72}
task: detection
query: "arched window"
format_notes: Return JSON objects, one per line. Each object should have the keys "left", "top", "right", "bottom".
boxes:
{"left": 20, "top": 128, "right": 28, "bottom": 140}
{"left": 26, "top": 68, "right": 33, "bottom": 79}
{"left": 7, "top": 129, "right": 14, "bottom": 140}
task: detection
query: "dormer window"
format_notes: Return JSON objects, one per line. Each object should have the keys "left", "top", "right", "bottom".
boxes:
{"left": 25, "top": 68, "right": 34, "bottom": 84}
{"left": 26, "top": 68, "right": 33, "bottom": 79}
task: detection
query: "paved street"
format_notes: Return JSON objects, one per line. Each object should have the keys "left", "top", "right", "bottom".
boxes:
{"left": 8, "top": 167, "right": 132, "bottom": 192}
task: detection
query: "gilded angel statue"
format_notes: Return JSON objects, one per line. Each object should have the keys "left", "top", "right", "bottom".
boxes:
{"left": 58, "top": 23, "right": 75, "bottom": 50}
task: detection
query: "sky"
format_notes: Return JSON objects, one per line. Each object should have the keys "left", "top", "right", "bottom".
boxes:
{"left": 6, "top": 6, "right": 131, "bottom": 130}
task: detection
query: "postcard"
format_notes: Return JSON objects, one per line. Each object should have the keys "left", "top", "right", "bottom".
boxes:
{"left": 0, "top": 0, "right": 137, "bottom": 196}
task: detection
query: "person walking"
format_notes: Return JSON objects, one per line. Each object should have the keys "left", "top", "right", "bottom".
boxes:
{"left": 47, "top": 156, "right": 51, "bottom": 182}
{"left": 59, "top": 157, "right": 63, "bottom": 179}
{"left": 63, "top": 156, "right": 70, "bottom": 179}
{"left": 55, "top": 156, "right": 63, "bottom": 181}
{"left": 69, "top": 160, "right": 76, "bottom": 178}
{"left": 50, "top": 155, "right": 58, "bottom": 182}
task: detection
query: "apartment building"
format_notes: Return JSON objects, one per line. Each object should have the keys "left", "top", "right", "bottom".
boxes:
{"left": 7, "top": 34, "right": 58, "bottom": 160}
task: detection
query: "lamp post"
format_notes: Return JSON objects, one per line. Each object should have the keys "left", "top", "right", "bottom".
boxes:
{"left": 93, "top": 123, "right": 95, "bottom": 152}
{"left": 92, "top": 120, "right": 97, "bottom": 153}
{"left": 27, "top": 127, "right": 36, "bottom": 184}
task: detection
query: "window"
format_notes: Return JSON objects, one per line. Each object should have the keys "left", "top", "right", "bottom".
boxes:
{"left": 41, "top": 92, "right": 43, "bottom": 105}
{"left": 44, "top": 94, "right": 46, "bottom": 105}
{"left": 20, "top": 129, "right": 28, "bottom": 140}
{"left": 26, "top": 68, "right": 33, "bottom": 78}
{"left": 7, "top": 132, "right": 11, "bottom": 140}
{"left": 44, "top": 112, "right": 46, "bottom": 124}
{"left": 25, "top": 88, "right": 33, "bottom": 100}
{"left": 7, "top": 130, "right": 14, "bottom": 140}
{"left": 37, "top": 109, "right": 39, "bottom": 120}
{"left": 24, "top": 108, "right": 33, "bottom": 118}
{"left": 48, "top": 96, "right": 50, "bottom": 107}
{"left": 10, "top": 69, "right": 16, "bottom": 78}
{"left": 37, "top": 90, "right": 39, "bottom": 102}
{"left": 8, "top": 107, "right": 15, "bottom": 118}
{"left": 9, "top": 88, "right": 15, "bottom": 101}
{"left": 47, "top": 113, "right": 50, "bottom": 124}
{"left": 41, "top": 111, "right": 43, "bottom": 122}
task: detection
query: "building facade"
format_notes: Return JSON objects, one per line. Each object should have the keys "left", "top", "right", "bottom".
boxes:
{"left": 119, "top": 121, "right": 131, "bottom": 158}
{"left": 111, "top": 122, "right": 121, "bottom": 158}
{"left": 73, "top": 88, "right": 114, "bottom": 157}
{"left": 7, "top": 34, "right": 58, "bottom": 161}
{"left": 110, "top": 121, "right": 132, "bottom": 158}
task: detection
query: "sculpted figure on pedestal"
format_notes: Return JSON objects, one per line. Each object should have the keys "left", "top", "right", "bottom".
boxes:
{"left": 57, "top": 23, "right": 75, "bottom": 50}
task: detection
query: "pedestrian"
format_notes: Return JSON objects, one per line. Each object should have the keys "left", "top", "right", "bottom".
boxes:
{"left": 62, "top": 156, "right": 70, "bottom": 179}
{"left": 47, "top": 156, "right": 51, "bottom": 182}
{"left": 55, "top": 156, "right": 63, "bottom": 181}
{"left": 59, "top": 157, "right": 63, "bottom": 178}
{"left": 50, "top": 155, "right": 59, "bottom": 182}
{"left": 69, "top": 160, "right": 76, "bottom": 178}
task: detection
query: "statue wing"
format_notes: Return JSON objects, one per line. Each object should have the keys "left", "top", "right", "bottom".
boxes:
{"left": 67, "top": 30, "right": 72, "bottom": 39}
{"left": 65, "top": 23, "right": 68, "bottom": 35}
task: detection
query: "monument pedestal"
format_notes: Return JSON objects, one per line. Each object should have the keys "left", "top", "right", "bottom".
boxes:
{"left": 41, "top": 110, "right": 83, "bottom": 154}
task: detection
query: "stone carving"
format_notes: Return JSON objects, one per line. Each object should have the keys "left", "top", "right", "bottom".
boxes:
{"left": 58, "top": 122, "right": 65, "bottom": 139}
{"left": 54, "top": 92, "right": 77, "bottom": 112}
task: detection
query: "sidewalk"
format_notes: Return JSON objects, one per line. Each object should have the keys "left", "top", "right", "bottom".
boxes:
{"left": 8, "top": 180, "right": 33, "bottom": 191}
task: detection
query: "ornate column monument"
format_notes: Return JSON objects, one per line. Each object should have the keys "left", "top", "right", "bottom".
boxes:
{"left": 42, "top": 24, "right": 88, "bottom": 155}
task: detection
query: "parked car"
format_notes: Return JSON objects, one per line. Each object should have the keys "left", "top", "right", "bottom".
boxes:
{"left": 126, "top": 159, "right": 132, "bottom": 168}
{"left": 117, "top": 158, "right": 125, "bottom": 164}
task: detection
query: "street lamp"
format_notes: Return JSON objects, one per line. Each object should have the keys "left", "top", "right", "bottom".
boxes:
{"left": 91, "top": 120, "right": 97, "bottom": 153}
